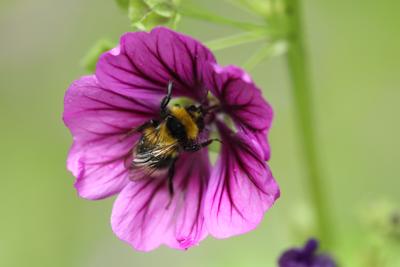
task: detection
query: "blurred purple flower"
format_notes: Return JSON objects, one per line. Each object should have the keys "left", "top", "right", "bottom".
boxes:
{"left": 278, "top": 239, "right": 337, "bottom": 267}
{"left": 63, "top": 27, "right": 279, "bottom": 251}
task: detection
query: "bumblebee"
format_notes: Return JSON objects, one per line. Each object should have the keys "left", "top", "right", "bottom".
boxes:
{"left": 129, "top": 82, "right": 217, "bottom": 196}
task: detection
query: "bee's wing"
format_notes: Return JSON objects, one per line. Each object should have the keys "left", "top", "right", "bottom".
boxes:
{"left": 127, "top": 163, "right": 167, "bottom": 181}
{"left": 126, "top": 141, "right": 178, "bottom": 181}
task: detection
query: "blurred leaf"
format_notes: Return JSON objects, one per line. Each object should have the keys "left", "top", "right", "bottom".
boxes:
{"left": 355, "top": 200, "right": 400, "bottom": 267}
{"left": 152, "top": 2, "right": 175, "bottom": 17}
{"left": 115, "top": 0, "right": 130, "bottom": 10}
{"left": 361, "top": 200, "right": 400, "bottom": 241}
{"left": 81, "top": 39, "right": 115, "bottom": 73}
{"left": 128, "top": 0, "right": 180, "bottom": 30}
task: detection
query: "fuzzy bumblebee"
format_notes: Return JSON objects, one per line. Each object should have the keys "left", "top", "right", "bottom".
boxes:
{"left": 129, "top": 82, "right": 218, "bottom": 196}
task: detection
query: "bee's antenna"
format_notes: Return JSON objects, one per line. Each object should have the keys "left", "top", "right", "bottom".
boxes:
{"left": 167, "top": 80, "right": 173, "bottom": 95}
{"left": 161, "top": 81, "right": 174, "bottom": 116}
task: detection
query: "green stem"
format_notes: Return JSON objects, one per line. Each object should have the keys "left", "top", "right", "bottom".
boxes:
{"left": 205, "top": 31, "right": 268, "bottom": 51}
{"left": 223, "top": 0, "right": 270, "bottom": 17}
{"left": 179, "top": 5, "right": 265, "bottom": 31}
{"left": 242, "top": 40, "right": 287, "bottom": 71}
{"left": 285, "top": 0, "right": 332, "bottom": 247}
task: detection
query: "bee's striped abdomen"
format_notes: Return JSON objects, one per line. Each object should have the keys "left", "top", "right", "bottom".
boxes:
{"left": 132, "top": 124, "right": 178, "bottom": 171}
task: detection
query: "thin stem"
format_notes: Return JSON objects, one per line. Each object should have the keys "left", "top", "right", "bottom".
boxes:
{"left": 242, "top": 40, "right": 287, "bottom": 71}
{"left": 205, "top": 31, "right": 268, "bottom": 51}
{"left": 285, "top": 0, "right": 332, "bottom": 247}
{"left": 223, "top": 0, "right": 270, "bottom": 17}
{"left": 179, "top": 5, "right": 265, "bottom": 31}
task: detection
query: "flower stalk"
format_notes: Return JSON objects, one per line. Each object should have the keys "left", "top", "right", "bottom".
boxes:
{"left": 179, "top": 4, "right": 265, "bottom": 31}
{"left": 284, "top": 0, "right": 332, "bottom": 247}
{"left": 242, "top": 40, "right": 287, "bottom": 71}
{"left": 204, "top": 30, "right": 269, "bottom": 51}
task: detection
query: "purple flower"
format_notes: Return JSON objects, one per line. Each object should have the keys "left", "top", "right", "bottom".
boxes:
{"left": 278, "top": 239, "right": 337, "bottom": 267}
{"left": 63, "top": 27, "right": 279, "bottom": 251}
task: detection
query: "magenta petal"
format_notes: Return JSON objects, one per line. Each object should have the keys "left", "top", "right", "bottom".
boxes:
{"left": 63, "top": 76, "right": 158, "bottom": 200}
{"left": 205, "top": 64, "right": 273, "bottom": 159}
{"left": 111, "top": 150, "right": 210, "bottom": 251}
{"left": 206, "top": 65, "right": 273, "bottom": 131}
{"left": 204, "top": 122, "right": 280, "bottom": 238}
{"left": 170, "top": 150, "right": 210, "bottom": 249}
{"left": 96, "top": 27, "right": 216, "bottom": 102}
{"left": 241, "top": 128, "right": 271, "bottom": 161}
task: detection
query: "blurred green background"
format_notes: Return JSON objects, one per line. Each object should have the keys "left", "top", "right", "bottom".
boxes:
{"left": 1, "top": 0, "right": 399, "bottom": 266}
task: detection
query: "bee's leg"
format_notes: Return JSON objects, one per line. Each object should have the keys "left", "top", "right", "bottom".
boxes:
{"left": 167, "top": 157, "right": 177, "bottom": 197}
{"left": 183, "top": 139, "right": 222, "bottom": 152}
{"left": 160, "top": 81, "right": 173, "bottom": 117}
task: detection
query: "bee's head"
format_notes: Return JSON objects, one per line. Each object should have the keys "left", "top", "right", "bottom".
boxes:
{"left": 185, "top": 105, "right": 205, "bottom": 131}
